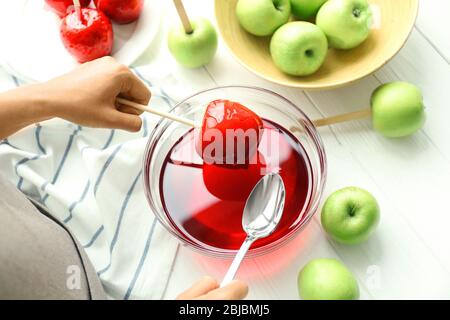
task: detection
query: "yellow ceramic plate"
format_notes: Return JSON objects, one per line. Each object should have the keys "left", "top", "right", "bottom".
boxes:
{"left": 215, "top": 0, "right": 418, "bottom": 89}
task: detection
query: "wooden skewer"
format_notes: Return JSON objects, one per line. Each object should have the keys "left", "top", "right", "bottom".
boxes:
{"left": 73, "top": 0, "right": 82, "bottom": 20}
{"left": 173, "top": 0, "right": 193, "bottom": 34}
{"left": 312, "top": 108, "right": 372, "bottom": 127}
{"left": 120, "top": 94, "right": 371, "bottom": 129}
{"left": 116, "top": 97, "right": 200, "bottom": 128}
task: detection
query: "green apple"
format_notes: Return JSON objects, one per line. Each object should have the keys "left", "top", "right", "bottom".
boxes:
{"left": 236, "top": 0, "right": 291, "bottom": 36}
{"left": 291, "top": 0, "right": 328, "bottom": 20}
{"left": 298, "top": 258, "right": 359, "bottom": 300}
{"left": 270, "top": 21, "right": 328, "bottom": 76}
{"left": 316, "top": 0, "right": 372, "bottom": 49}
{"left": 371, "top": 82, "right": 426, "bottom": 138}
{"left": 321, "top": 187, "right": 380, "bottom": 244}
{"left": 168, "top": 18, "right": 218, "bottom": 68}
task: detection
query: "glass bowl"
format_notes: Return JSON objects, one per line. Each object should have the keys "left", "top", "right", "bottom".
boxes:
{"left": 143, "top": 86, "right": 327, "bottom": 258}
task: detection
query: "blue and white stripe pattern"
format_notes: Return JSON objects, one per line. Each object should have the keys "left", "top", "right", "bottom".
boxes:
{"left": 0, "top": 66, "right": 180, "bottom": 299}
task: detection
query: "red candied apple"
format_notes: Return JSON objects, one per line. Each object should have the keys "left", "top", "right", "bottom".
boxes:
{"left": 45, "top": 0, "right": 91, "bottom": 18}
{"left": 60, "top": 8, "right": 113, "bottom": 63}
{"left": 94, "top": 0, "right": 144, "bottom": 24}
{"left": 197, "top": 99, "right": 264, "bottom": 165}
{"left": 202, "top": 152, "right": 267, "bottom": 202}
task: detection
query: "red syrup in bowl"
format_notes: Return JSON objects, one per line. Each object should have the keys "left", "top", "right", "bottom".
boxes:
{"left": 159, "top": 119, "right": 313, "bottom": 251}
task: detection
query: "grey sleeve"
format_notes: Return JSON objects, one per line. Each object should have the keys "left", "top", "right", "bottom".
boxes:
{"left": 0, "top": 173, "right": 106, "bottom": 300}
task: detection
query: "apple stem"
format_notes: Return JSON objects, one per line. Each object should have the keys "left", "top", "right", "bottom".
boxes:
{"left": 116, "top": 97, "right": 200, "bottom": 128}
{"left": 173, "top": 0, "right": 193, "bottom": 34}
{"left": 312, "top": 108, "right": 372, "bottom": 127}
{"left": 73, "top": 0, "right": 82, "bottom": 21}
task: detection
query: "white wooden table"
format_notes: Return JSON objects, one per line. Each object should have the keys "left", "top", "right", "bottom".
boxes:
{"left": 161, "top": 0, "right": 450, "bottom": 300}
{"left": 0, "top": 0, "right": 448, "bottom": 300}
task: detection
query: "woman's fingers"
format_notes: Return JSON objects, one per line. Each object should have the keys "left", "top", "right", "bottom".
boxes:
{"left": 34, "top": 57, "right": 152, "bottom": 132}
{"left": 200, "top": 280, "right": 249, "bottom": 300}
{"left": 119, "top": 70, "right": 152, "bottom": 106}
{"left": 116, "top": 104, "right": 143, "bottom": 116}
{"left": 105, "top": 109, "right": 142, "bottom": 132}
{"left": 115, "top": 70, "right": 150, "bottom": 117}
{"left": 177, "top": 277, "right": 248, "bottom": 300}
{"left": 177, "top": 276, "right": 219, "bottom": 300}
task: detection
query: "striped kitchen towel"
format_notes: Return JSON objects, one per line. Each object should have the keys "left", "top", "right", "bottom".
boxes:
{"left": 0, "top": 68, "right": 185, "bottom": 300}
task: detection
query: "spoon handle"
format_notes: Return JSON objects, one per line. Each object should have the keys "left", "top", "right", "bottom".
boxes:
{"left": 220, "top": 236, "right": 255, "bottom": 287}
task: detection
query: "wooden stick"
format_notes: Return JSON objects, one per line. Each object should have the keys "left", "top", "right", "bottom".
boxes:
{"left": 116, "top": 97, "right": 200, "bottom": 128}
{"left": 312, "top": 108, "right": 372, "bottom": 127}
{"left": 73, "top": 0, "right": 81, "bottom": 20}
{"left": 173, "top": 0, "right": 193, "bottom": 34}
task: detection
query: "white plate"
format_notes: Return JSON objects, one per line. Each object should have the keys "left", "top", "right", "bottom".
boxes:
{"left": 0, "top": 0, "right": 161, "bottom": 83}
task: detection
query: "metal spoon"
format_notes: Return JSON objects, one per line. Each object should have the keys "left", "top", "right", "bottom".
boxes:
{"left": 220, "top": 173, "right": 286, "bottom": 287}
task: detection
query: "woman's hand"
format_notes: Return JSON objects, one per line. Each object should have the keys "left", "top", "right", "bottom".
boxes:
{"left": 177, "top": 276, "right": 248, "bottom": 300}
{"left": 0, "top": 57, "right": 150, "bottom": 139}
{"left": 42, "top": 56, "right": 150, "bottom": 132}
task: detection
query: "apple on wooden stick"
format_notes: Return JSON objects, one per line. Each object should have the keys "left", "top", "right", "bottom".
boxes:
{"left": 312, "top": 82, "right": 426, "bottom": 138}
{"left": 60, "top": 0, "right": 113, "bottom": 63}
{"left": 168, "top": 0, "right": 218, "bottom": 68}
{"left": 116, "top": 98, "right": 264, "bottom": 166}
{"left": 371, "top": 82, "right": 426, "bottom": 138}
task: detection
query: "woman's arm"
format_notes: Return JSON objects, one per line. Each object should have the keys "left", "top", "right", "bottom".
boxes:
{"left": 0, "top": 84, "right": 52, "bottom": 139}
{"left": 0, "top": 57, "right": 151, "bottom": 140}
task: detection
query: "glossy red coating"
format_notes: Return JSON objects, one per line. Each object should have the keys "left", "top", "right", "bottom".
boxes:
{"left": 60, "top": 8, "right": 113, "bottom": 63}
{"left": 94, "top": 0, "right": 144, "bottom": 24}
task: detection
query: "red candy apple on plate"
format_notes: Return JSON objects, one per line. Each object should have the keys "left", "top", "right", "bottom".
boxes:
{"left": 0, "top": 0, "right": 159, "bottom": 82}
{"left": 45, "top": 0, "right": 91, "bottom": 18}
{"left": 94, "top": 0, "right": 144, "bottom": 24}
{"left": 60, "top": 8, "right": 113, "bottom": 63}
